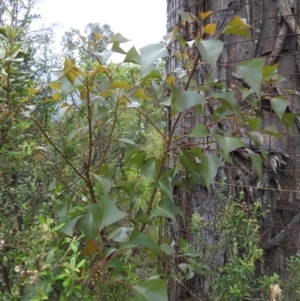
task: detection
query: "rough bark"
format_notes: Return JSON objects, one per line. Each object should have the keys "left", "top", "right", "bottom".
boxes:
{"left": 166, "top": 0, "right": 300, "bottom": 300}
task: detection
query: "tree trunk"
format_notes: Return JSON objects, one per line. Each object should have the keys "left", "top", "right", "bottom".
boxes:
{"left": 166, "top": 0, "right": 300, "bottom": 300}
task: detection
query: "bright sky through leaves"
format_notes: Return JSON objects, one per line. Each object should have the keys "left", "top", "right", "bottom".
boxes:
{"left": 35, "top": 0, "right": 166, "bottom": 60}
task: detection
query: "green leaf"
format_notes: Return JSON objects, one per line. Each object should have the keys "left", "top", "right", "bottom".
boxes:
{"left": 133, "top": 279, "right": 168, "bottom": 301}
{"left": 117, "top": 181, "right": 137, "bottom": 200}
{"left": 171, "top": 88, "right": 206, "bottom": 117}
{"left": 111, "top": 42, "right": 127, "bottom": 54}
{"left": 88, "top": 49, "right": 113, "bottom": 64}
{"left": 189, "top": 124, "right": 209, "bottom": 137}
{"left": 109, "top": 33, "right": 130, "bottom": 43}
{"left": 77, "top": 212, "right": 98, "bottom": 240}
{"left": 246, "top": 117, "right": 261, "bottom": 130}
{"left": 160, "top": 243, "right": 172, "bottom": 255}
{"left": 263, "top": 63, "right": 279, "bottom": 80}
{"left": 140, "top": 44, "right": 168, "bottom": 77}
{"left": 60, "top": 216, "right": 82, "bottom": 237}
{"left": 282, "top": 113, "right": 297, "bottom": 136}
{"left": 124, "top": 46, "right": 141, "bottom": 64}
{"left": 92, "top": 164, "right": 112, "bottom": 194}
{"left": 68, "top": 126, "right": 88, "bottom": 141}
{"left": 200, "top": 156, "right": 220, "bottom": 187}
{"left": 58, "top": 74, "right": 74, "bottom": 95}
{"left": 118, "top": 138, "right": 135, "bottom": 145}
{"left": 140, "top": 158, "right": 157, "bottom": 183}
{"left": 264, "top": 125, "right": 281, "bottom": 138}
{"left": 236, "top": 57, "right": 265, "bottom": 100}
{"left": 196, "top": 39, "right": 224, "bottom": 69}
{"left": 215, "top": 135, "right": 245, "bottom": 156}
{"left": 122, "top": 227, "right": 158, "bottom": 252}
{"left": 150, "top": 198, "right": 183, "bottom": 221}
{"left": 159, "top": 174, "right": 174, "bottom": 201}
{"left": 179, "top": 150, "right": 201, "bottom": 172}
{"left": 107, "top": 258, "right": 126, "bottom": 272}
{"left": 223, "top": 27, "right": 251, "bottom": 38}
{"left": 57, "top": 105, "right": 72, "bottom": 122}
{"left": 223, "top": 16, "right": 251, "bottom": 38}
{"left": 210, "top": 91, "right": 240, "bottom": 115}
{"left": 270, "top": 97, "right": 288, "bottom": 120}
{"left": 86, "top": 194, "right": 127, "bottom": 231}
{"left": 149, "top": 113, "right": 166, "bottom": 129}
{"left": 249, "top": 153, "right": 262, "bottom": 180}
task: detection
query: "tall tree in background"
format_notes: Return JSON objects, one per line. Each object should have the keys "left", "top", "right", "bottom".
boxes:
{"left": 61, "top": 22, "right": 114, "bottom": 60}
{"left": 166, "top": 0, "right": 300, "bottom": 300}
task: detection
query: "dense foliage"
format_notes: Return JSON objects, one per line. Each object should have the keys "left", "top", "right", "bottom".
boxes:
{"left": 0, "top": 2, "right": 298, "bottom": 301}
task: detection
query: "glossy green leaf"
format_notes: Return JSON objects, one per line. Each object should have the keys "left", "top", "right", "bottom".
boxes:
{"left": 249, "top": 153, "right": 262, "bottom": 180}
{"left": 270, "top": 97, "right": 288, "bottom": 120}
{"left": 111, "top": 42, "right": 127, "bottom": 54}
{"left": 124, "top": 46, "right": 141, "bottom": 64}
{"left": 86, "top": 194, "right": 127, "bottom": 231}
{"left": 223, "top": 16, "right": 251, "bottom": 37}
{"left": 77, "top": 212, "right": 98, "bottom": 241}
{"left": 189, "top": 124, "right": 209, "bottom": 137}
{"left": 159, "top": 174, "right": 173, "bottom": 201}
{"left": 150, "top": 198, "right": 183, "bottom": 221}
{"left": 57, "top": 105, "right": 72, "bottom": 122}
{"left": 236, "top": 57, "right": 265, "bottom": 100}
{"left": 108, "top": 227, "right": 133, "bottom": 243}
{"left": 246, "top": 117, "right": 261, "bottom": 130}
{"left": 179, "top": 150, "right": 201, "bottom": 172}
{"left": 160, "top": 243, "right": 172, "bottom": 255}
{"left": 122, "top": 227, "right": 158, "bottom": 252}
{"left": 88, "top": 49, "right": 113, "bottom": 64}
{"left": 196, "top": 39, "right": 223, "bottom": 69}
{"left": 223, "top": 27, "right": 251, "bottom": 38}
{"left": 133, "top": 279, "right": 168, "bottom": 301}
{"left": 215, "top": 135, "right": 245, "bottom": 156}
{"left": 58, "top": 74, "right": 74, "bottom": 95}
{"left": 117, "top": 181, "right": 137, "bottom": 201}
{"left": 264, "top": 125, "right": 281, "bottom": 138}
{"left": 211, "top": 105, "right": 230, "bottom": 122}
{"left": 92, "top": 164, "right": 112, "bottom": 194}
{"left": 60, "top": 216, "right": 82, "bottom": 237}
{"left": 282, "top": 113, "right": 297, "bottom": 136}
{"left": 109, "top": 33, "right": 130, "bottom": 43}
{"left": 107, "top": 258, "right": 126, "bottom": 272}
{"left": 263, "top": 63, "right": 279, "bottom": 80}
{"left": 171, "top": 88, "right": 206, "bottom": 117}
{"left": 140, "top": 159, "right": 157, "bottom": 183}
{"left": 140, "top": 44, "right": 168, "bottom": 77}
{"left": 210, "top": 91, "right": 240, "bottom": 115}
{"left": 200, "top": 155, "right": 220, "bottom": 187}
{"left": 68, "top": 126, "right": 88, "bottom": 141}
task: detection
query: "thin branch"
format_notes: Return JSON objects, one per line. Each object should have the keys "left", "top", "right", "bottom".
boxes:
{"left": 31, "top": 116, "right": 88, "bottom": 184}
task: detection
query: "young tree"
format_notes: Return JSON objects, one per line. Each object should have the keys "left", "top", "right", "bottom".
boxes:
{"left": 166, "top": 0, "right": 300, "bottom": 300}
